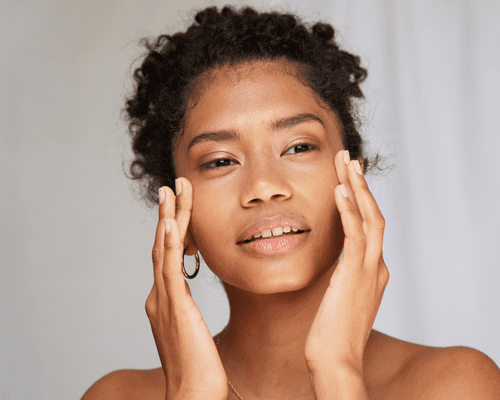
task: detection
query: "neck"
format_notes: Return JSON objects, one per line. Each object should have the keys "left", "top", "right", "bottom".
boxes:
{"left": 219, "top": 264, "right": 337, "bottom": 399}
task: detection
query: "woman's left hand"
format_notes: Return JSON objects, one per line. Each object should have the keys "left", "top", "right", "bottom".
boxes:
{"left": 304, "top": 149, "right": 389, "bottom": 377}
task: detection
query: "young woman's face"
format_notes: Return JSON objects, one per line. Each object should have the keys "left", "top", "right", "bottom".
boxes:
{"left": 173, "top": 61, "right": 346, "bottom": 294}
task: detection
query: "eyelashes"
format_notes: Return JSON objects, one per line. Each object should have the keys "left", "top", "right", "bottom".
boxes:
{"left": 200, "top": 158, "right": 235, "bottom": 170}
{"left": 199, "top": 142, "right": 318, "bottom": 171}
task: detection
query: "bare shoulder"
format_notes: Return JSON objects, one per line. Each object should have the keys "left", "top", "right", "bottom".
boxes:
{"left": 401, "top": 344, "right": 500, "bottom": 398}
{"left": 367, "top": 330, "right": 500, "bottom": 399}
{"left": 81, "top": 368, "right": 165, "bottom": 400}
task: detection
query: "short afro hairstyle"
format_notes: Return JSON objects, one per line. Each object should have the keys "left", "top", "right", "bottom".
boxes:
{"left": 124, "top": 5, "right": 384, "bottom": 208}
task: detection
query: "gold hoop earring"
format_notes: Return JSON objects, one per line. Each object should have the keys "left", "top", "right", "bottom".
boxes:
{"left": 182, "top": 250, "right": 200, "bottom": 279}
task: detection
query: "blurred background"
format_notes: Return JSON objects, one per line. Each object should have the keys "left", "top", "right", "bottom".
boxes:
{"left": 1, "top": 0, "right": 499, "bottom": 398}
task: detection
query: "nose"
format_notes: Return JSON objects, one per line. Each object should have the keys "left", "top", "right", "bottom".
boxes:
{"left": 240, "top": 154, "right": 292, "bottom": 205}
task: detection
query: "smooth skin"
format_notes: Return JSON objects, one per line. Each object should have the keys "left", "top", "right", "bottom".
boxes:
{"left": 82, "top": 61, "right": 500, "bottom": 399}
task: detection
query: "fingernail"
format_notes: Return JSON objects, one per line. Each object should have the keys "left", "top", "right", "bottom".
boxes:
{"left": 175, "top": 178, "right": 182, "bottom": 196}
{"left": 159, "top": 187, "right": 165, "bottom": 204}
{"left": 339, "top": 184, "right": 348, "bottom": 198}
{"left": 164, "top": 219, "right": 171, "bottom": 234}
{"left": 353, "top": 160, "right": 363, "bottom": 175}
{"left": 343, "top": 150, "right": 350, "bottom": 165}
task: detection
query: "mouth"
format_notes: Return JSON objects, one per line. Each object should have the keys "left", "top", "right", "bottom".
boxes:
{"left": 238, "top": 229, "right": 308, "bottom": 244}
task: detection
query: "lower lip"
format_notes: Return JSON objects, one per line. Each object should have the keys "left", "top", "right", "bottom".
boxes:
{"left": 238, "top": 231, "right": 310, "bottom": 256}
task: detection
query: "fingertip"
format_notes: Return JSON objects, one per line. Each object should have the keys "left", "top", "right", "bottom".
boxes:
{"left": 334, "top": 150, "right": 349, "bottom": 181}
{"left": 178, "top": 177, "right": 192, "bottom": 194}
{"left": 337, "top": 183, "right": 356, "bottom": 205}
{"left": 338, "top": 184, "right": 348, "bottom": 199}
{"left": 159, "top": 186, "right": 166, "bottom": 204}
{"left": 177, "top": 178, "right": 193, "bottom": 209}
{"left": 175, "top": 178, "right": 182, "bottom": 196}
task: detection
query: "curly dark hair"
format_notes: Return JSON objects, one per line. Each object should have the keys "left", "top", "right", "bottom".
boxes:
{"left": 124, "top": 5, "right": 385, "bottom": 208}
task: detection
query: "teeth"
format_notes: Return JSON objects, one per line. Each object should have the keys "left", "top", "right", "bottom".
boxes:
{"left": 251, "top": 226, "right": 300, "bottom": 240}
{"left": 272, "top": 227, "right": 283, "bottom": 236}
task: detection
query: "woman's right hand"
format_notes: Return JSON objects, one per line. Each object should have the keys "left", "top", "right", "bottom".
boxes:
{"left": 146, "top": 178, "right": 228, "bottom": 400}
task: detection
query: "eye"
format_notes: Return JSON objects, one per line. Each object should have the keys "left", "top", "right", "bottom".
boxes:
{"left": 283, "top": 142, "right": 318, "bottom": 156}
{"left": 199, "top": 158, "right": 237, "bottom": 170}
{"left": 199, "top": 142, "right": 317, "bottom": 171}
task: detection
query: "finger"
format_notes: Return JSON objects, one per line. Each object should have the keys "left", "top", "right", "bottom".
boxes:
{"left": 152, "top": 210, "right": 166, "bottom": 291}
{"left": 161, "top": 217, "right": 186, "bottom": 301}
{"left": 159, "top": 185, "right": 176, "bottom": 221}
{"left": 335, "top": 184, "right": 365, "bottom": 269}
{"left": 335, "top": 150, "right": 358, "bottom": 207}
{"left": 173, "top": 177, "right": 193, "bottom": 248}
{"left": 345, "top": 161, "right": 385, "bottom": 266}
{"left": 335, "top": 149, "right": 349, "bottom": 185}
{"left": 157, "top": 186, "right": 175, "bottom": 284}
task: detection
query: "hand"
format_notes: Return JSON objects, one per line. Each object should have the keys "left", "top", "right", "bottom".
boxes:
{"left": 305, "top": 150, "right": 389, "bottom": 376}
{"left": 145, "top": 178, "right": 228, "bottom": 400}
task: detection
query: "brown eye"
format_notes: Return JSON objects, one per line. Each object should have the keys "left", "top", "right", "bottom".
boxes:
{"left": 283, "top": 143, "right": 317, "bottom": 155}
{"left": 200, "top": 158, "right": 237, "bottom": 170}
{"left": 199, "top": 143, "right": 317, "bottom": 171}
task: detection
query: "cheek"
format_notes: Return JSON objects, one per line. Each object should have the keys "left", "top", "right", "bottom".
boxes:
{"left": 310, "top": 164, "right": 339, "bottom": 200}
{"left": 309, "top": 167, "right": 341, "bottom": 227}
{"left": 318, "top": 188, "right": 340, "bottom": 223}
{"left": 190, "top": 197, "right": 209, "bottom": 238}
{"left": 189, "top": 187, "right": 228, "bottom": 245}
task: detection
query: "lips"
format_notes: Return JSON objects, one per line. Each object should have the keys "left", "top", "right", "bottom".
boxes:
{"left": 236, "top": 214, "right": 310, "bottom": 244}
{"left": 239, "top": 229, "right": 310, "bottom": 256}
{"left": 240, "top": 230, "right": 307, "bottom": 244}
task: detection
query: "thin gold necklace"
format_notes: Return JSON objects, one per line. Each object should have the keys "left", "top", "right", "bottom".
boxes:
{"left": 215, "top": 332, "right": 245, "bottom": 400}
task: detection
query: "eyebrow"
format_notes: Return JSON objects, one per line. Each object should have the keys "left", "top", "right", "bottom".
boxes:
{"left": 187, "top": 113, "right": 324, "bottom": 153}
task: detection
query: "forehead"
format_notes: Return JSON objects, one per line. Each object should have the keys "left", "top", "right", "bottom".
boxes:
{"left": 192, "top": 62, "right": 326, "bottom": 121}
{"left": 189, "top": 59, "right": 310, "bottom": 102}
{"left": 174, "top": 60, "right": 341, "bottom": 152}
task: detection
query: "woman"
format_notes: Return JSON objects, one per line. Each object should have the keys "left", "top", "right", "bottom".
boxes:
{"left": 83, "top": 6, "right": 500, "bottom": 399}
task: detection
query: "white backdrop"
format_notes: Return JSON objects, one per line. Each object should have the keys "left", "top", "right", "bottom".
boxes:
{"left": 1, "top": 0, "right": 499, "bottom": 399}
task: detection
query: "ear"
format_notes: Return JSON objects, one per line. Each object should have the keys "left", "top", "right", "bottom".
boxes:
{"left": 183, "top": 225, "right": 200, "bottom": 256}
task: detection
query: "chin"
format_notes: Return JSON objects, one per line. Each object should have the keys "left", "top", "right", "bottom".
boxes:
{"left": 222, "top": 260, "right": 329, "bottom": 296}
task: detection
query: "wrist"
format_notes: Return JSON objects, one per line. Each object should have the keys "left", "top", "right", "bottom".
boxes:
{"left": 309, "top": 364, "right": 368, "bottom": 400}
{"left": 169, "top": 388, "right": 228, "bottom": 400}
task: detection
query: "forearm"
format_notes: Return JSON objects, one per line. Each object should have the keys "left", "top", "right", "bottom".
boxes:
{"left": 309, "top": 364, "right": 369, "bottom": 400}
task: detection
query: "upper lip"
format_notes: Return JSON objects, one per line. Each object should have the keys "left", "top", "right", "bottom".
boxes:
{"left": 236, "top": 214, "right": 310, "bottom": 244}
